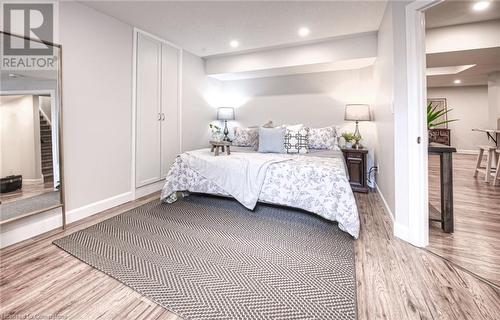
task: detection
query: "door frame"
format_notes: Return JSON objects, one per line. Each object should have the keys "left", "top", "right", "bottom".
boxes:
{"left": 131, "top": 28, "right": 183, "bottom": 199}
{"left": 404, "top": 0, "right": 443, "bottom": 247}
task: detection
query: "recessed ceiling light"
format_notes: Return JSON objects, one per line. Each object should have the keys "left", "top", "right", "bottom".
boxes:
{"left": 473, "top": 1, "right": 490, "bottom": 11}
{"left": 298, "top": 27, "right": 310, "bottom": 37}
{"left": 454, "top": 79, "right": 461, "bottom": 84}
{"left": 230, "top": 40, "right": 239, "bottom": 48}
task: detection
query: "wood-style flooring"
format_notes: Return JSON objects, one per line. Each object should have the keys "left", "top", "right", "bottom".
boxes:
{"left": 1, "top": 191, "right": 499, "bottom": 319}
{"left": 428, "top": 153, "right": 500, "bottom": 287}
{"left": 0, "top": 181, "right": 56, "bottom": 205}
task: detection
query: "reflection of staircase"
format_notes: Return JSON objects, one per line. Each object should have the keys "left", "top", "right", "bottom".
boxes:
{"left": 39, "top": 112, "right": 53, "bottom": 183}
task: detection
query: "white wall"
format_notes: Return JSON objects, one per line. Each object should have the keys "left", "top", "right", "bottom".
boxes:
{"left": 372, "top": 2, "right": 396, "bottom": 218}
{"left": 427, "top": 86, "right": 489, "bottom": 152}
{"left": 488, "top": 72, "right": 500, "bottom": 129}
{"left": 371, "top": 0, "right": 417, "bottom": 243}
{"left": 0, "top": 95, "right": 42, "bottom": 181}
{"left": 219, "top": 68, "right": 377, "bottom": 177}
{"left": 1, "top": 2, "right": 219, "bottom": 248}
{"left": 181, "top": 51, "right": 220, "bottom": 151}
{"left": 391, "top": 1, "right": 411, "bottom": 233}
{"left": 1, "top": 2, "right": 134, "bottom": 247}
{"left": 60, "top": 2, "right": 134, "bottom": 211}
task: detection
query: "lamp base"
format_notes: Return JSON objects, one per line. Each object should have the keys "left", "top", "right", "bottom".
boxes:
{"left": 352, "top": 121, "right": 363, "bottom": 149}
{"left": 354, "top": 121, "right": 360, "bottom": 138}
{"left": 223, "top": 120, "right": 231, "bottom": 142}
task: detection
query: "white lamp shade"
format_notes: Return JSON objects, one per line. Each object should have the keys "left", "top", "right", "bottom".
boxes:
{"left": 344, "top": 104, "right": 371, "bottom": 121}
{"left": 217, "top": 107, "right": 235, "bottom": 121}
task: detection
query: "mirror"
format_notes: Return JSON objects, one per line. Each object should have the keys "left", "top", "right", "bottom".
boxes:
{"left": 0, "top": 32, "right": 64, "bottom": 226}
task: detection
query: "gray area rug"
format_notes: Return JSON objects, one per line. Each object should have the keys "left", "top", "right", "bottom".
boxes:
{"left": 54, "top": 195, "right": 356, "bottom": 319}
{"left": 1, "top": 190, "right": 60, "bottom": 221}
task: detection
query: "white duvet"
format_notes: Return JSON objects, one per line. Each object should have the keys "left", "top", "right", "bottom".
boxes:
{"left": 161, "top": 148, "right": 360, "bottom": 238}
{"left": 182, "top": 149, "right": 293, "bottom": 209}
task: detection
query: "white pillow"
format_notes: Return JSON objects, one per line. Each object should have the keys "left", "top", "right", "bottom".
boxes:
{"left": 308, "top": 126, "right": 339, "bottom": 150}
{"left": 258, "top": 127, "right": 286, "bottom": 153}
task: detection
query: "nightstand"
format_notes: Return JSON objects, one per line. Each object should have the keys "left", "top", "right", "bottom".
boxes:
{"left": 341, "top": 148, "right": 369, "bottom": 193}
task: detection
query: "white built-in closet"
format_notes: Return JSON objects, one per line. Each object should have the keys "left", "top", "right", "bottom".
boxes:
{"left": 135, "top": 30, "right": 180, "bottom": 188}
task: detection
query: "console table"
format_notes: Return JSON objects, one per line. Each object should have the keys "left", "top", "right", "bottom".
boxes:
{"left": 428, "top": 143, "right": 456, "bottom": 233}
{"left": 472, "top": 128, "right": 500, "bottom": 147}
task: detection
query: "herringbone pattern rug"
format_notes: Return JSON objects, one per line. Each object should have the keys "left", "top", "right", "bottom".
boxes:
{"left": 54, "top": 195, "right": 356, "bottom": 319}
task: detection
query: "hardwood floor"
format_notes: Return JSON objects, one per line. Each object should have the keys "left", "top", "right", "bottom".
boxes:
{"left": 428, "top": 153, "right": 500, "bottom": 287}
{"left": 1, "top": 191, "right": 499, "bottom": 319}
{"left": 0, "top": 181, "right": 56, "bottom": 204}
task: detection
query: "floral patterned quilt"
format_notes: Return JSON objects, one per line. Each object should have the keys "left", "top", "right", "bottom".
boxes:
{"left": 161, "top": 150, "right": 360, "bottom": 238}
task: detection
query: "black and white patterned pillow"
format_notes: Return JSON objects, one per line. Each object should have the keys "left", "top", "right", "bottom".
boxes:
{"left": 232, "top": 127, "right": 258, "bottom": 147}
{"left": 284, "top": 127, "right": 310, "bottom": 154}
{"left": 308, "top": 126, "right": 340, "bottom": 150}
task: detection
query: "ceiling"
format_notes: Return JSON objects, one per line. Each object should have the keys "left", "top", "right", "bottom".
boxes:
{"left": 425, "top": 0, "right": 500, "bottom": 87}
{"left": 82, "top": 1, "right": 387, "bottom": 57}
{"left": 426, "top": 47, "right": 500, "bottom": 87}
{"left": 426, "top": 0, "right": 500, "bottom": 28}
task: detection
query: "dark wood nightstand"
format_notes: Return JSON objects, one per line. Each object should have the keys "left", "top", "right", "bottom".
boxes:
{"left": 341, "top": 147, "right": 369, "bottom": 193}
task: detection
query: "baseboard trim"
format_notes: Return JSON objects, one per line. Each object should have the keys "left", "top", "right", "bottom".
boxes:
{"left": 375, "top": 183, "right": 394, "bottom": 223}
{"left": 375, "top": 183, "right": 412, "bottom": 242}
{"left": 23, "top": 178, "right": 44, "bottom": 185}
{"left": 134, "top": 180, "right": 164, "bottom": 199}
{"left": 456, "top": 149, "right": 478, "bottom": 155}
{"left": 66, "top": 191, "right": 133, "bottom": 224}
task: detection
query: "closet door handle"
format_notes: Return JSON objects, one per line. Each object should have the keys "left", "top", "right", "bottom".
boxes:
{"left": 162, "top": 113, "right": 166, "bottom": 121}
{"left": 158, "top": 113, "right": 162, "bottom": 121}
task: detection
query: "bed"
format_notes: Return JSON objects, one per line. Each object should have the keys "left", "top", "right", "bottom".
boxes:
{"left": 160, "top": 147, "right": 360, "bottom": 238}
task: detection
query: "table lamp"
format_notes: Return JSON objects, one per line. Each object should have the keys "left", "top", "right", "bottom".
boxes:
{"left": 344, "top": 104, "right": 371, "bottom": 149}
{"left": 217, "top": 107, "right": 235, "bottom": 141}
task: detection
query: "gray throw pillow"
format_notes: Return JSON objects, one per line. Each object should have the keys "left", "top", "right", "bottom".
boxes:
{"left": 258, "top": 127, "right": 286, "bottom": 153}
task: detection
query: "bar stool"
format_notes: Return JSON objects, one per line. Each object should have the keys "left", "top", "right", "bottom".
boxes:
{"left": 473, "top": 145, "right": 497, "bottom": 183}
{"left": 493, "top": 149, "right": 500, "bottom": 186}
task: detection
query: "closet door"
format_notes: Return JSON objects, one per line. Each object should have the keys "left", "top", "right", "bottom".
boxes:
{"left": 160, "top": 43, "right": 180, "bottom": 178}
{"left": 136, "top": 33, "right": 162, "bottom": 187}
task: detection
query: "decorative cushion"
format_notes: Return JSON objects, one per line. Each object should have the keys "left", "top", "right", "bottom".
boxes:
{"left": 233, "top": 121, "right": 274, "bottom": 149}
{"left": 284, "top": 127, "right": 310, "bottom": 154}
{"left": 308, "top": 126, "right": 339, "bottom": 150}
{"left": 258, "top": 127, "right": 286, "bottom": 153}
{"left": 232, "top": 127, "right": 258, "bottom": 147}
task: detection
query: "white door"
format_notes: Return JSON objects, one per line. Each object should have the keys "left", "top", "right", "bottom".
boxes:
{"left": 136, "top": 33, "right": 162, "bottom": 187}
{"left": 160, "top": 43, "right": 180, "bottom": 178}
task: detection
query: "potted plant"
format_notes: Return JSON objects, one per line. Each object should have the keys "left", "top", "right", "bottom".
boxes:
{"left": 427, "top": 102, "right": 458, "bottom": 145}
{"left": 209, "top": 123, "right": 224, "bottom": 142}
{"left": 341, "top": 132, "right": 355, "bottom": 148}
{"left": 352, "top": 134, "right": 363, "bottom": 149}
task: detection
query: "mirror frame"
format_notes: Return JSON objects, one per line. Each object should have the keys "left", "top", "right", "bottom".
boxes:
{"left": 0, "top": 31, "right": 66, "bottom": 229}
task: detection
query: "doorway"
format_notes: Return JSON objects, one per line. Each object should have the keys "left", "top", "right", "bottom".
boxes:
{"left": 423, "top": 0, "right": 500, "bottom": 287}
